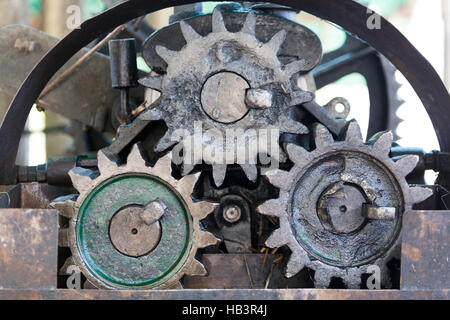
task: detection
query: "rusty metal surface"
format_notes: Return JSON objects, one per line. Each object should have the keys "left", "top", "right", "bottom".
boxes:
{"left": 0, "top": 288, "right": 447, "bottom": 300}
{"left": 0, "top": 25, "right": 144, "bottom": 132}
{"left": 0, "top": 183, "right": 73, "bottom": 209}
{"left": 401, "top": 210, "right": 450, "bottom": 290}
{"left": 0, "top": 209, "right": 58, "bottom": 289}
{"left": 184, "top": 254, "right": 310, "bottom": 289}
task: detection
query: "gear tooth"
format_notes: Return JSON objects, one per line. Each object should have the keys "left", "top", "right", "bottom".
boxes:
{"left": 212, "top": 164, "right": 227, "bottom": 187}
{"left": 265, "top": 228, "right": 287, "bottom": 248}
{"left": 369, "top": 131, "right": 393, "bottom": 156}
{"left": 68, "top": 167, "right": 97, "bottom": 194}
{"left": 264, "top": 29, "right": 286, "bottom": 55}
{"left": 192, "top": 201, "right": 218, "bottom": 220}
{"left": 409, "top": 186, "right": 433, "bottom": 204}
{"left": 126, "top": 144, "right": 146, "bottom": 168}
{"left": 171, "top": 281, "right": 184, "bottom": 289}
{"left": 152, "top": 153, "right": 173, "bottom": 178}
{"left": 395, "top": 155, "right": 419, "bottom": 177}
{"left": 285, "top": 143, "right": 313, "bottom": 167}
{"left": 154, "top": 131, "right": 177, "bottom": 153}
{"left": 182, "top": 162, "right": 195, "bottom": 176}
{"left": 290, "top": 91, "right": 314, "bottom": 106}
{"left": 284, "top": 59, "right": 309, "bottom": 77}
{"left": 241, "top": 11, "right": 256, "bottom": 35}
{"left": 50, "top": 194, "right": 78, "bottom": 218}
{"left": 313, "top": 123, "right": 334, "bottom": 149}
{"left": 342, "top": 269, "right": 362, "bottom": 289}
{"left": 178, "top": 174, "right": 199, "bottom": 196}
{"left": 279, "top": 116, "right": 309, "bottom": 134}
{"left": 58, "top": 228, "right": 69, "bottom": 247}
{"left": 345, "top": 120, "right": 364, "bottom": 145}
{"left": 97, "top": 150, "right": 118, "bottom": 176}
{"left": 285, "top": 251, "right": 307, "bottom": 278}
{"left": 257, "top": 198, "right": 285, "bottom": 217}
{"left": 184, "top": 259, "right": 207, "bottom": 276}
{"left": 59, "top": 256, "right": 75, "bottom": 275}
{"left": 138, "top": 76, "right": 163, "bottom": 91}
{"left": 155, "top": 45, "right": 176, "bottom": 63}
{"left": 197, "top": 230, "right": 220, "bottom": 248}
{"left": 264, "top": 169, "right": 291, "bottom": 190}
{"left": 314, "top": 268, "right": 332, "bottom": 288}
{"left": 240, "top": 164, "right": 258, "bottom": 182}
{"left": 180, "top": 20, "right": 201, "bottom": 43}
{"left": 212, "top": 7, "right": 227, "bottom": 33}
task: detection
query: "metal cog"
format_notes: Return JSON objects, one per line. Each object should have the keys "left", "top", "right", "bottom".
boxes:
{"left": 139, "top": 8, "right": 314, "bottom": 186}
{"left": 257, "top": 120, "right": 433, "bottom": 288}
{"left": 51, "top": 144, "right": 219, "bottom": 289}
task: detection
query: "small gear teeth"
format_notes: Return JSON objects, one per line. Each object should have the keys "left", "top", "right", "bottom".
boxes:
{"left": 264, "top": 169, "right": 291, "bottom": 190}
{"left": 68, "top": 167, "right": 97, "bottom": 195}
{"left": 240, "top": 164, "right": 258, "bottom": 183}
{"left": 212, "top": 8, "right": 227, "bottom": 33}
{"left": 240, "top": 10, "right": 256, "bottom": 35}
{"left": 345, "top": 120, "right": 364, "bottom": 144}
{"left": 409, "top": 186, "right": 433, "bottom": 203}
{"left": 394, "top": 155, "right": 419, "bottom": 176}
{"left": 313, "top": 123, "right": 334, "bottom": 148}
{"left": 263, "top": 29, "right": 287, "bottom": 55}
{"left": 212, "top": 164, "right": 227, "bottom": 186}
{"left": 138, "top": 75, "right": 162, "bottom": 91}
{"left": 283, "top": 59, "right": 309, "bottom": 77}
{"left": 259, "top": 121, "right": 433, "bottom": 288}
{"left": 180, "top": 20, "right": 201, "bottom": 42}
{"left": 51, "top": 144, "right": 218, "bottom": 290}
{"left": 370, "top": 131, "right": 393, "bottom": 156}
{"left": 155, "top": 45, "right": 177, "bottom": 63}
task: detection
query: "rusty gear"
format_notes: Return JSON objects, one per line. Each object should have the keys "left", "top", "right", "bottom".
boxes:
{"left": 258, "top": 120, "right": 433, "bottom": 288}
{"left": 139, "top": 8, "right": 315, "bottom": 186}
{"left": 51, "top": 144, "right": 218, "bottom": 289}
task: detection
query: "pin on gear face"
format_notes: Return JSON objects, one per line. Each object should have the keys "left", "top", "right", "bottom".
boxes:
{"left": 258, "top": 121, "right": 433, "bottom": 288}
{"left": 51, "top": 145, "right": 219, "bottom": 289}
{"left": 139, "top": 9, "right": 315, "bottom": 186}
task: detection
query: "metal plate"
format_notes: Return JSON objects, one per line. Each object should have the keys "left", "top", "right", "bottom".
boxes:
{"left": 0, "top": 288, "right": 447, "bottom": 300}
{"left": 0, "top": 209, "right": 58, "bottom": 289}
{"left": 401, "top": 210, "right": 450, "bottom": 290}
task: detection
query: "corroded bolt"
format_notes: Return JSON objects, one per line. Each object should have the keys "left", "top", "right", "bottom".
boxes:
{"left": 362, "top": 204, "right": 396, "bottom": 221}
{"left": 140, "top": 199, "right": 167, "bottom": 225}
{"left": 245, "top": 88, "right": 273, "bottom": 109}
{"left": 223, "top": 205, "right": 241, "bottom": 223}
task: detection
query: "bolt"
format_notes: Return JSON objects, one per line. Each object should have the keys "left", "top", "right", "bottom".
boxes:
{"left": 140, "top": 199, "right": 167, "bottom": 225}
{"left": 245, "top": 88, "right": 273, "bottom": 109}
{"left": 223, "top": 205, "right": 242, "bottom": 223}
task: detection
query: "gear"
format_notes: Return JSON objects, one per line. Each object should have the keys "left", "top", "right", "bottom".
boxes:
{"left": 139, "top": 8, "right": 314, "bottom": 186}
{"left": 51, "top": 145, "right": 219, "bottom": 289}
{"left": 257, "top": 120, "right": 433, "bottom": 288}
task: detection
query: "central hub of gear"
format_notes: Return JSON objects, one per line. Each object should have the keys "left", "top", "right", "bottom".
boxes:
{"left": 201, "top": 72, "right": 250, "bottom": 124}
{"left": 317, "top": 182, "right": 368, "bottom": 234}
{"left": 109, "top": 204, "right": 162, "bottom": 257}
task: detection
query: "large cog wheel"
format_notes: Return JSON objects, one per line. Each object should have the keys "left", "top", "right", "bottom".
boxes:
{"left": 139, "top": 8, "right": 314, "bottom": 186}
{"left": 51, "top": 145, "right": 218, "bottom": 289}
{"left": 257, "top": 120, "right": 433, "bottom": 288}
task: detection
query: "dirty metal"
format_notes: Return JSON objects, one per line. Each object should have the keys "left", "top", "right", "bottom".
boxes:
{"left": 1, "top": 0, "right": 449, "bottom": 189}
{"left": 52, "top": 145, "right": 219, "bottom": 289}
{"left": 0, "top": 209, "right": 58, "bottom": 289}
{"left": 258, "top": 121, "right": 432, "bottom": 288}
{"left": 401, "top": 210, "right": 450, "bottom": 290}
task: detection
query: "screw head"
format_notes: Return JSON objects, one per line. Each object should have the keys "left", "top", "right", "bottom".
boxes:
{"left": 223, "top": 205, "right": 242, "bottom": 223}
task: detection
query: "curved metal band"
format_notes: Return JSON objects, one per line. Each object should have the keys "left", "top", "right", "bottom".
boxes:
{"left": 1, "top": 0, "right": 449, "bottom": 184}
